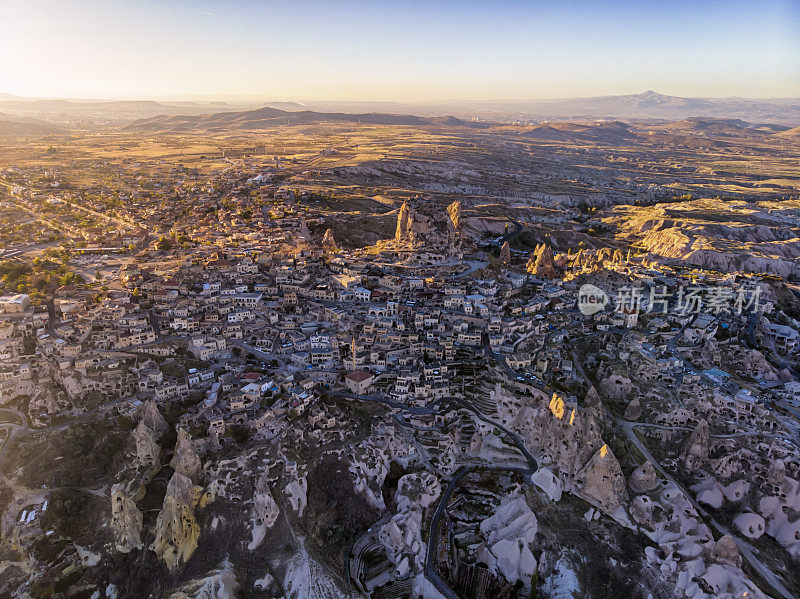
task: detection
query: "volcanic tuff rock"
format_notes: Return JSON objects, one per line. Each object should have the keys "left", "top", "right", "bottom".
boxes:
{"left": 446, "top": 199, "right": 462, "bottom": 231}
{"left": 169, "top": 558, "right": 239, "bottom": 599}
{"left": 249, "top": 471, "right": 279, "bottom": 550}
{"left": 500, "top": 241, "right": 511, "bottom": 264}
{"left": 392, "top": 196, "right": 463, "bottom": 254}
{"left": 111, "top": 409, "right": 166, "bottom": 552}
{"left": 134, "top": 421, "right": 160, "bottom": 467}
{"left": 573, "top": 444, "right": 629, "bottom": 513}
{"left": 606, "top": 199, "right": 800, "bottom": 277}
{"left": 283, "top": 461, "right": 307, "bottom": 517}
{"left": 477, "top": 493, "right": 539, "bottom": 589}
{"left": 321, "top": 228, "right": 338, "bottom": 250}
{"left": 629, "top": 461, "right": 659, "bottom": 494}
{"left": 170, "top": 427, "right": 202, "bottom": 482}
{"left": 680, "top": 419, "right": 711, "bottom": 471}
{"left": 110, "top": 479, "right": 147, "bottom": 553}
{"left": 492, "top": 385, "right": 628, "bottom": 516}
{"left": 142, "top": 398, "right": 168, "bottom": 439}
{"left": 379, "top": 471, "right": 441, "bottom": 578}
{"left": 349, "top": 426, "right": 422, "bottom": 512}
{"left": 150, "top": 471, "right": 215, "bottom": 571}
{"left": 527, "top": 243, "right": 558, "bottom": 278}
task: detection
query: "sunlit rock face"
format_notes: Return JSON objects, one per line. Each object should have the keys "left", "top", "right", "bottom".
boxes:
{"left": 150, "top": 471, "right": 215, "bottom": 571}
{"left": 394, "top": 201, "right": 410, "bottom": 243}
{"left": 392, "top": 196, "right": 464, "bottom": 255}
{"left": 446, "top": 199, "right": 462, "bottom": 232}
{"left": 321, "top": 228, "right": 338, "bottom": 250}
{"left": 527, "top": 243, "right": 558, "bottom": 278}
{"left": 500, "top": 241, "right": 511, "bottom": 264}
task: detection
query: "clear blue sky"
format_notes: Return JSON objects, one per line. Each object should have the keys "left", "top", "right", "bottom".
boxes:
{"left": 1, "top": 0, "right": 798, "bottom": 101}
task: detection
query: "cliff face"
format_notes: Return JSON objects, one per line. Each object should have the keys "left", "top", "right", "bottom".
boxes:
{"left": 142, "top": 399, "right": 168, "bottom": 438}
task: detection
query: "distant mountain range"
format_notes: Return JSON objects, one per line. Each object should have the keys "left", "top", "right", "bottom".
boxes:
{"left": 469, "top": 91, "right": 800, "bottom": 124}
{"left": 304, "top": 91, "right": 800, "bottom": 126}
{"left": 125, "top": 107, "right": 470, "bottom": 131}
{"left": 1, "top": 90, "right": 799, "bottom": 127}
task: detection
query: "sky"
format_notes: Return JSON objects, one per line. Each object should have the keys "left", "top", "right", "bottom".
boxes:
{"left": 1, "top": 0, "right": 799, "bottom": 102}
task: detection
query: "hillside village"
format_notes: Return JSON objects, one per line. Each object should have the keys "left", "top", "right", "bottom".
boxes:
{"left": 1, "top": 169, "right": 800, "bottom": 598}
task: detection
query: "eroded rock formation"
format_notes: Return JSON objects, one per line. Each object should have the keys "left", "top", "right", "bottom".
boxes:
{"left": 150, "top": 471, "right": 215, "bottom": 571}
{"left": 170, "top": 428, "right": 202, "bottom": 482}
{"left": 527, "top": 243, "right": 558, "bottom": 278}
{"left": 321, "top": 228, "right": 338, "bottom": 251}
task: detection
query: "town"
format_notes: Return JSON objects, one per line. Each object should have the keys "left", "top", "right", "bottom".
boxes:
{"left": 1, "top": 122, "right": 799, "bottom": 599}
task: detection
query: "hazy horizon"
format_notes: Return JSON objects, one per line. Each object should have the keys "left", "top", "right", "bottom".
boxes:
{"left": 4, "top": 89, "right": 800, "bottom": 106}
{"left": 2, "top": 0, "right": 799, "bottom": 102}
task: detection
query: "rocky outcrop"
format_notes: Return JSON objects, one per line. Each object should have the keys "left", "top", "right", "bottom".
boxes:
{"left": 606, "top": 199, "right": 800, "bottom": 278}
{"left": 527, "top": 243, "right": 558, "bottom": 278}
{"left": 134, "top": 421, "right": 160, "bottom": 467}
{"left": 492, "top": 385, "right": 627, "bottom": 517}
{"left": 710, "top": 535, "right": 741, "bottom": 568}
{"left": 446, "top": 200, "right": 462, "bottom": 231}
{"left": 150, "top": 472, "right": 215, "bottom": 571}
{"left": 499, "top": 241, "right": 511, "bottom": 264}
{"left": 349, "top": 426, "right": 421, "bottom": 512}
{"left": 734, "top": 513, "right": 765, "bottom": 540}
{"left": 599, "top": 373, "right": 633, "bottom": 400}
{"left": 111, "top": 479, "right": 147, "bottom": 553}
{"left": 249, "top": 471, "right": 279, "bottom": 550}
{"left": 321, "top": 228, "right": 338, "bottom": 251}
{"left": 142, "top": 399, "right": 168, "bottom": 439}
{"left": 170, "top": 428, "right": 202, "bottom": 482}
{"left": 680, "top": 419, "right": 710, "bottom": 471}
{"left": 624, "top": 397, "right": 642, "bottom": 420}
{"left": 573, "top": 444, "right": 629, "bottom": 514}
{"left": 379, "top": 472, "right": 440, "bottom": 578}
{"left": 392, "top": 196, "right": 463, "bottom": 255}
{"left": 395, "top": 201, "right": 410, "bottom": 243}
{"left": 169, "top": 558, "right": 239, "bottom": 599}
{"left": 638, "top": 480, "right": 767, "bottom": 599}
{"left": 283, "top": 461, "right": 307, "bottom": 517}
{"left": 629, "top": 461, "right": 659, "bottom": 494}
{"left": 477, "top": 493, "right": 538, "bottom": 589}
{"left": 111, "top": 406, "right": 167, "bottom": 553}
